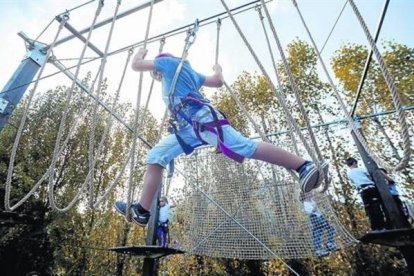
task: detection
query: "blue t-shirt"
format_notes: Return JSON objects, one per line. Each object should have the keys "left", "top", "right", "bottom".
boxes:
{"left": 154, "top": 57, "right": 206, "bottom": 110}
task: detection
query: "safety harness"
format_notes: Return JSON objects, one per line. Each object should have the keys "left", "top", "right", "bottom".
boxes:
{"left": 165, "top": 20, "right": 244, "bottom": 163}
{"left": 168, "top": 93, "right": 244, "bottom": 163}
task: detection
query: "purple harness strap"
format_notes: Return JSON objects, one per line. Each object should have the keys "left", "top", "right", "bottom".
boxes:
{"left": 170, "top": 95, "right": 245, "bottom": 163}
{"left": 194, "top": 119, "right": 245, "bottom": 163}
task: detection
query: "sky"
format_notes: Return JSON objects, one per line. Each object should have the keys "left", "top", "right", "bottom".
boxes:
{"left": 0, "top": 0, "right": 413, "bottom": 123}
{"left": 0, "top": 1, "right": 413, "bottom": 203}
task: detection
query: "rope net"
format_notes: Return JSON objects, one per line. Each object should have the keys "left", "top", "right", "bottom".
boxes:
{"left": 3, "top": 0, "right": 412, "bottom": 263}
{"left": 173, "top": 147, "right": 356, "bottom": 259}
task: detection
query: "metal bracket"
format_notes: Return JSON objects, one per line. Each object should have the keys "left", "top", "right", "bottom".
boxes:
{"left": 0, "top": 98, "right": 9, "bottom": 114}
{"left": 18, "top": 32, "right": 48, "bottom": 66}
{"left": 24, "top": 43, "right": 48, "bottom": 66}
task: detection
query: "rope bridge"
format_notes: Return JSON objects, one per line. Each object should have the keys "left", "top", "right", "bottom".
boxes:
{"left": 1, "top": 0, "right": 411, "bottom": 272}
{"left": 177, "top": 147, "right": 356, "bottom": 259}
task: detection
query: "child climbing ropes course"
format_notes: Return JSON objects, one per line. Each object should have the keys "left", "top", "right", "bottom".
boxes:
{"left": 114, "top": 46, "right": 329, "bottom": 227}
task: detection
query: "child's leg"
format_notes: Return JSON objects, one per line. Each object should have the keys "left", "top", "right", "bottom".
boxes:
{"left": 140, "top": 126, "right": 201, "bottom": 210}
{"left": 250, "top": 141, "right": 305, "bottom": 170}
{"left": 139, "top": 164, "right": 163, "bottom": 210}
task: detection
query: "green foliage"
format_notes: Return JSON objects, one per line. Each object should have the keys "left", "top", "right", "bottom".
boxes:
{"left": 0, "top": 39, "right": 413, "bottom": 275}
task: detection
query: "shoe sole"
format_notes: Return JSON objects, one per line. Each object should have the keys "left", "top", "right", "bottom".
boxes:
{"left": 301, "top": 161, "right": 329, "bottom": 193}
{"left": 114, "top": 203, "right": 126, "bottom": 216}
{"left": 131, "top": 208, "right": 149, "bottom": 227}
{"left": 131, "top": 217, "right": 149, "bottom": 227}
{"left": 115, "top": 204, "right": 147, "bottom": 227}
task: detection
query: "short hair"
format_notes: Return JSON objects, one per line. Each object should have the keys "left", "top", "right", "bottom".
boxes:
{"left": 160, "top": 196, "right": 168, "bottom": 204}
{"left": 346, "top": 157, "right": 358, "bottom": 166}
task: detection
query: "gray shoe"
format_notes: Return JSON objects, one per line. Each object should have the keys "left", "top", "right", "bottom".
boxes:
{"left": 114, "top": 200, "right": 150, "bottom": 227}
{"left": 299, "top": 160, "right": 329, "bottom": 193}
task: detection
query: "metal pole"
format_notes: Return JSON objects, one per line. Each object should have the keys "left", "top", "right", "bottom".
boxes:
{"left": 351, "top": 122, "right": 414, "bottom": 274}
{"left": 142, "top": 185, "right": 161, "bottom": 275}
{"left": 350, "top": 0, "right": 390, "bottom": 116}
{"left": 55, "top": 15, "right": 104, "bottom": 57}
{"left": 0, "top": 37, "right": 47, "bottom": 132}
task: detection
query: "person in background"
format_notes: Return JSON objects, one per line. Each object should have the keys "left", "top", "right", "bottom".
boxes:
{"left": 302, "top": 194, "right": 337, "bottom": 257}
{"left": 379, "top": 168, "right": 411, "bottom": 227}
{"left": 346, "top": 157, "right": 387, "bottom": 232}
{"left": 156, "top": 196, "right": 176, "bottom": 247}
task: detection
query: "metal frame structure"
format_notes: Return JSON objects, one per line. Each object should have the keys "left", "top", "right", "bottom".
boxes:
{"left": 0, "top": 0, "right": 413, "bottom": 274}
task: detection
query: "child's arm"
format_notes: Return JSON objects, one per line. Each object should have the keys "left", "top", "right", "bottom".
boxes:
{"left": 203, "top": 64, "right": 224, "bottom": 87}
{"left": 131, "top": 48, "right": 155, "bottom": 71}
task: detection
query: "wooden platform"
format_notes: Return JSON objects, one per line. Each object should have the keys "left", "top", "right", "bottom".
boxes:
{"left": 359, "top": 228, "right": 414, "bottom": 247}
{"left": 109, "top": 246, "right": 185, "bottom": 259}
{"left": 0, "top": 211, "right": 37, "bottom": 226}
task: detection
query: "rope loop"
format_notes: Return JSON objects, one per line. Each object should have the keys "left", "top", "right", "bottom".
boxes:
{"left": 255, "top": 4, "right": 264, "bottom": 20}
{"left": 216, "top": 18, "right": 222, "bottom": 29}
{"left": 159, "top": 36, "right": 166, "bottom": 51}
{"left": 185, "top": 19, "right": 199, "bottom": 50}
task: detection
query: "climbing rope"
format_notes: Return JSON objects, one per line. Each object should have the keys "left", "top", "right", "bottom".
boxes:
{"left": 125, "top": 38, "right": 167, "bottom": 207}
{"left": 258, "top": 0, "right": 327, "bottom": 180}
{"left": 4, "top": 55, "right": 104, "bottom": 211}
{"left": 291, "top": 0, "right": 411, "bottom": 172}
{"left": 255, "top": 5, "right": 302, "bottom": 161}
{"left": 126, "top": 0, "right": 156, "bottom": 220}
{"left": 219, "top": 0, "right": 327, "bottom": 190}
{"left": 5, "top": 13, "right": 69, "bottom": 211}
{"left": 347, "top": 0, "right": 411, "bottom": 171}
{"left": 92, "top": 49, "right": 135, "bottom": 208}
{"left": 47, "top": 0, "right": 105, "bottom": 212}
{"left": 86, "top": 0, "right": 122, "bottom": 208}
{"left": 167, "top": 20, "right": 200, "bottom": 104}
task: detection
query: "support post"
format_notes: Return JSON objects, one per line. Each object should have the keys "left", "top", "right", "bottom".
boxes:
{"left": 351, "top": 120, "right": 414, "bottom": 274}
{"left": 0, "top": 34, "right": 47, "bottom": 132}
{"left": 142, "top": 185, "right": 161, "bottom": 275}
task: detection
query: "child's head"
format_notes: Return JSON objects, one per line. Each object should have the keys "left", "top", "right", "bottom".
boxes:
{"left": 151, "top": 53, "right": 175, "bottom": 82}
{"left": 159, "top": 196, "right": 168, "bottom": 206}
{"left": 346, "top": 157, "right": 358, "bottom": 168}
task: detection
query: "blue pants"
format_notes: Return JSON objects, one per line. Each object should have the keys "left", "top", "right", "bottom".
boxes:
{"left": 156, "top": 224, "right": 168, "bottom": 247}
{"left": 309, "top": 214, "right": 335, "bottom": 251}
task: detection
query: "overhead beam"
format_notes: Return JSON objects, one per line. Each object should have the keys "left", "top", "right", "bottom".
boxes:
{"left": 53, "top": 0, "right": 164, "bottom": 48}
{"left": 55, "top": 15, "right": 104, "bottom": 57}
